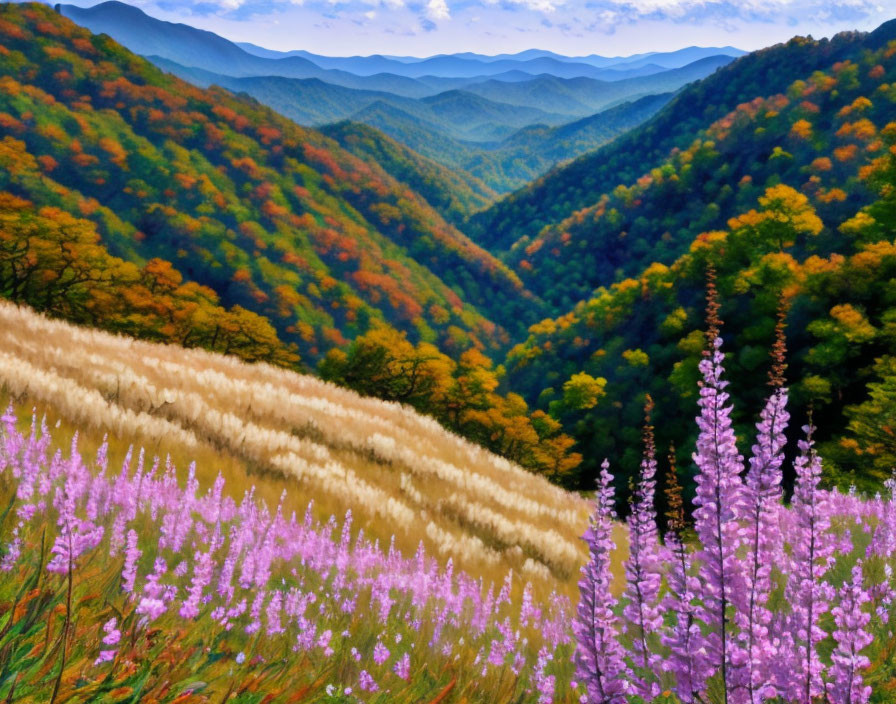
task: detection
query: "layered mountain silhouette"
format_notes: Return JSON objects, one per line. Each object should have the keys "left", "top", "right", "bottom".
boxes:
{"left": 56, "top": 1, "right": 738, "bottom": 191}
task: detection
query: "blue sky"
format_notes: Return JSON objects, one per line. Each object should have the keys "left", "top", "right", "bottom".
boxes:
{"left": 89, "top": 0, "right": 894, "bottom": 56}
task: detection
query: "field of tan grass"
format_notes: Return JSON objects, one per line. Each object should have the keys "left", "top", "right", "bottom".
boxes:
{"left": 0, "top": 301, "right": 598, "bottom": 595}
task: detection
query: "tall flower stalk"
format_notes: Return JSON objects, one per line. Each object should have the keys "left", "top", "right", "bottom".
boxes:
{"left": 692, "top": 276, "right": 745, "bottom": 701}
{"left": 662, "top": 447, "right": 711, "bottom": 702}
{"left": 734, "top": 305, "right": 790, "bottom": 702}
{"left": 828, "top": 563, "right": 873, "bottom": 704}
{"left": 621, "top": 398, "right": 663, "bottom": 699}
{"left": 574, "top": 460, "right": 630, "bottom": 704}
{"left": 782, "top": 423, "right": 835, "bottom": 703}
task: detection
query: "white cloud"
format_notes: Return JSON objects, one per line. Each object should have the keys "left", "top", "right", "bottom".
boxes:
{"left": 482, "top": 0, "right": 563, "bottom": 11}
{"left": 158, "top": 0, "right": 885, "bottom": 25}
{"left": 521, "top": 0, "right": 562, "bottom": 11}
{"left": 604, "top": 0, "right": 882, "bottom": 17}
{"left": 426, "top": 0, "right": 450, "bottom": 20}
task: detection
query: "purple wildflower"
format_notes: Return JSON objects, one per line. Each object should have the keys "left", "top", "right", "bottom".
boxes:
{"left": 780, "top": 426, "right": 835, "bottom": 702}
{"left": 828, "top": 565, "right": 874, "bottom": 704}
{"left": 533, "top": 647, "right": 555, "bottom": 704}
{"left": 358, "top": 670, "right": 378, "bottom": 692}
{"left": 692, "top": 336, "right": 745, "bottom": 700}
{"left": 93, "top": 617, "right": 121, "bottom": 666}
{"left": 573, "top": 460, "right": 629, "bottom": 704}
{"left": 394, "top": 652, "right": 410, "bottom": 680}
{"left": 621, "top": 400, "right": 663, "bottom": 699}
{"left": 734, "top": 385, "right": 789, "bottom": 702}
{"left": 136, "top": 597, "right": 167, "bottom": 622}
{"left": 101, "top": 617, "right": 121, "bottom": 646}
{"left": 121, "top": 529, "right": 140, "bottom": 594}
{"left": 373, "top": 640, "right": 390, "bottom": 666}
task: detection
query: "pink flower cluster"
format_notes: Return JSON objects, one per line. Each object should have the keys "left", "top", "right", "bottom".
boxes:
{"left": 0, "top": 405, "right": 571, "bottom": 697}
{"left": 574, "top": 336, "right": 896, "bottom": 704}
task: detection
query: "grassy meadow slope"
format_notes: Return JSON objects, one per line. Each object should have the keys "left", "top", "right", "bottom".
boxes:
{"left": 0, "top": 3, "right": 532, "bottom": 358}
{"left": 0, "top": 300, "right": 591, "bottom": 592}
{"left": 0, "top": 304, "right": 610, "bottom": 703}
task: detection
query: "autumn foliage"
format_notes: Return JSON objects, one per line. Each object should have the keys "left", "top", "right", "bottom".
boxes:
{"left": 319, "top": 326, "right": 583, "bottom": 477}
{"left": 0, "top": 191, "right": 296, "bottom": 365}
{"left": 0, "top": 1, "right": 526, "bottom": 365}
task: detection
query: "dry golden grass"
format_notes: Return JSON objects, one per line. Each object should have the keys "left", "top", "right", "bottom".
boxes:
{"left": 0, "top": 301, "right": 593, "bottom": 595}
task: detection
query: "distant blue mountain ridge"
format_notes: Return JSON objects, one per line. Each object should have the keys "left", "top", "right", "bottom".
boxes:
{"left": 57, "top": 2, "right": 742, "bottom": 86}
{"left": 236, "top": 43, "right": 746, "bottom": 75}
{"left": 234, "top": 42, "right": 745, "bottom": 78}
{"left": 55, "top": 1, "right": 742, "bottom": 192}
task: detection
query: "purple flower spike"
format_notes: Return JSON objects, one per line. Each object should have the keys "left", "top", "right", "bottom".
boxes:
{"left": 573, "top": 460, "right": 630, "bottom": 704}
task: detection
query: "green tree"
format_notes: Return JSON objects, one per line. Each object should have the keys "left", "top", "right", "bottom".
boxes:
{"left": 844, "top": 356, "right": 896, "bottom": 482}
{"left": 559, "top": 372, "right": 607, "bottom": 412}
{"left": 318, "top": 326, "right": 453, "bottom": 405}
{"left": 728, "top": 184, "right": 823, "bottom": 253}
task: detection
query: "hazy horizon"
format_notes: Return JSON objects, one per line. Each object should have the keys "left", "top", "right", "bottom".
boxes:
{"left": 47, "top": 0, "right": 894, "bottom": 58}
{"left": 233, "top": 42, "right": 746, "bottom": 60}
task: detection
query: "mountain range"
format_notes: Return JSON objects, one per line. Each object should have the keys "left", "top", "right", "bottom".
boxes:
{"left": 234, "top": 42, "right": 745, "bottom": 80}
{"left": 5, "top": 0, "right": 896, "bottom": 500}
{"left": 1, "top": 2, "right": 536, "bottom": 362}
{"left": 58, "top": 1, "right": 745, "bottom": 84}
{"left": 56, "top": 1, "right": 738, "bottom": 191}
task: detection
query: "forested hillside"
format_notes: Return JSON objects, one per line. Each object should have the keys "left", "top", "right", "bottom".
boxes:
{"left": 0, "top": 2, "right": 533, "bottom": 361}
{"left": 148, "top": 55, "right": 683, "bottom": 192}
{"left": 4, "top": 0, "right": 896, "bottom": 501}
{"left": 469, "top": 22, "right": 896, "bottom": 252}
{"left": 343, "top": 92, "right": 673, "bottom": 192}
{"left": 499, "top": 36, "right": 896, "bottom": 310}
{"left": 313, "top": 121, "right": 496, "bottom": 228}
{"left": 479, "top": 93, "right": 673, "bottom": 188}
{"left": 499, "top": 43, "right": 896, "bottom": 492}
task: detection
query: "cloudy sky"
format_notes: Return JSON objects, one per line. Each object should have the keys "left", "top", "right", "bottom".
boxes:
{"left": 75, "top": 0, "right": 894, "bottom": 56}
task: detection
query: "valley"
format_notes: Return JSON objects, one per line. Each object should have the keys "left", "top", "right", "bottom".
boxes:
{"left": 58, "top": 1, "right": 738, "bottom": 191}
{"left": 1, "top": 0, "right": 896, "bottom": 700}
